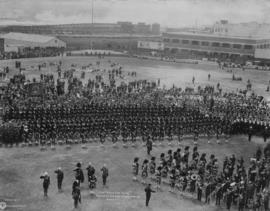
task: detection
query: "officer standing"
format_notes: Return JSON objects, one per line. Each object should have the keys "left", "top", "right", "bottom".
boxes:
{"left": 263, "top": 126, "right": 268, "bottom": 143}
{"left": 146, "top": 138, "right": 153, "bottom": 155}
{"left": 248, "top": 125, "right": 253, "bottom": 142}
{"left": 145, "top": 183, "right": 155, "bottom": 207}
{"left": 72, "top": 180, "right": 81, "bottom": 209}
{"left": 40, "top": 172, "right": 50, "bottom": 197}
{"left": 54, "top": 167, "right": 64, "bottom": 192}
{"left": 101, "top": 164, "right": 109, "bottom": 187}
{"left": 74, "top": 162, "right": 84, "bottom": 186}
{"left": 86, "top": 162, "right": 95, "bottom": 182}
{"left": 132, "top": 157, "right": 139, "bottom": 181}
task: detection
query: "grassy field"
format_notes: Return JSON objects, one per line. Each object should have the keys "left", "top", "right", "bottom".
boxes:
{"left": 0, "top": 56, "right": 270, "bottom": 211}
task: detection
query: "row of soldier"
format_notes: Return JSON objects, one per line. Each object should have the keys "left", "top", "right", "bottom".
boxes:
{"left": 7, "top": 105, "right": 231, "bottom": 142}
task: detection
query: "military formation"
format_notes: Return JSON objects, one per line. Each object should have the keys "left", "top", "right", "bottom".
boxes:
{"left": 1, "top": 59, "right": 270, "bottom": 210}
{"left": 4, "top": 102, "right": 232, "bottom": 144}
{"left": 2, "top": 59, "right": 270, "bottom": 145}
{"left": 132, "top": 145, "right": 270, "bottom": 210}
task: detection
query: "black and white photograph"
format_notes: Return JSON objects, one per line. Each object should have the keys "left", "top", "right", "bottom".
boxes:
{"left": 0, "top": 0, "right": 270, "bottom": 210}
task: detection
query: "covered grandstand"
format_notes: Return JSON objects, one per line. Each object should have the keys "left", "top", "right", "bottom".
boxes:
{"left": 0, "top": 32, "right": 66, "bottom": 53}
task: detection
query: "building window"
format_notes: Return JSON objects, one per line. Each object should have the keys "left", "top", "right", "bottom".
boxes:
{"left": 182, "top": 40, "right": 189, "bottom": 44}
{"left": 163, "top": 38, "right": 170, "bottom": 42}
{"left": 191, "top": 41, "right": 199, "bottom": 45}
{"left": 244, "top": 45, "right": 253, "bottom": 50}
{"left": 172, "top": 39, "right": 180, "bottom": 43}
{"left": 222, "top": 43, "right": 230, "bottom": 48}
{"left": 233, "top": 44, "right": 242, "bottom": 49}
{"left": 171, "top": 48, "right": 178, "bottom": 54}
{"left": 201, "top": 41, "right": 209, "bottom": 46}
{"left": 212, "top": 42, "right": 220, "bottom": 47}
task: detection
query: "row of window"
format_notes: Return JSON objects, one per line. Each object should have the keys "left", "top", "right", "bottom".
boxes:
{"left": 163, "top": 38, "right": 253, "bottom": 50}
{"left": 214, "top": 28, "right": 228, "bottom": 33}
{"left": 257, "top": 44, "right": 270, "bottom": 49}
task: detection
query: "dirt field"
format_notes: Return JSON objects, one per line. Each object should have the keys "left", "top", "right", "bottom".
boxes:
{"left": 0, "top": 56, "right": 270, "bottom": 211}
{"left": 0, "top": 135, "right": 267, "bottom": 211}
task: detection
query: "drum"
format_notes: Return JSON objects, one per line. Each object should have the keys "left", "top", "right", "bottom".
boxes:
{"left": 191, "top": 174, "right": 198, "bottom": 181}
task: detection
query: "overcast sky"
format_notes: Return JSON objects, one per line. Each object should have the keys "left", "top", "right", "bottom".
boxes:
{"left": 0, "top": 0, "right": 270, "bottom": 27}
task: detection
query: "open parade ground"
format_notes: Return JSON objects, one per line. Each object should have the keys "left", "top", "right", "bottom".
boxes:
{"left": 0, "top": 56, "right": 270, "bottom": 211}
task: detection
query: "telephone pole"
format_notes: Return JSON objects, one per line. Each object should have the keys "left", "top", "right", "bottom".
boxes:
{"left": 90, "top": 0, "right": 94, "bottom": 49}
{"left": 91, "top": 0, "right": 94, "bottom": 25}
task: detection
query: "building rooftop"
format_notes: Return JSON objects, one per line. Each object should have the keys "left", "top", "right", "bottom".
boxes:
{"left": 0, "top": 32, "right": 56, "bottom": 43}
{"left": 212, "top": 21, "right": 270, "bottom": 39}
{"left": 164, "top": 32, "right": 270, "bottom": 41}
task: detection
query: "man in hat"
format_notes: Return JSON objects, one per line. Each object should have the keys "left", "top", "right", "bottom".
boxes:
{"left": 132, "top": 157, "right": 140, "bottom": 181}
{"left": 248, "top": 125, "right": 253, "bottom": 142}
{"left": 101, "top": 164, "right": 109, "bottom": 187}
{"left": 146, "top": 138, "right": 153, "bottom": 155}
{"left": 72, "top": 180, "right": 81, "bottom": 209}
{"left": 74, "top": 162, "right": 84, "bottom": 186}
{"left": 40, "top": 171, "right": 50, "bottom": 197}
{"left": 54, "top": 167, "right": 64, "bottom": 192}
{"left": 263, "top": 126, "right": 268, "bottom": 143}
{"left": 86, "top": 162, "right": 95, "bottom": 184}
{"left": 145, "top": 183, "right": 155, "bottom": 207}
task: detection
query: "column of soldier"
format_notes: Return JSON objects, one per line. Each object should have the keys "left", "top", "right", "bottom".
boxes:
{"left": 132, "top": 145, "right": 270, "bottom": 211}
{"left": 4, "top": 102, "right": 230, "bottom": 146}
{"left": 40, "top": 162, "right": 109, "bottom": 209}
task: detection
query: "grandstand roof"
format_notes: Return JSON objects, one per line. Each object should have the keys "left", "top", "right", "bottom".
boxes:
{"left": 164, "top": 32, "right": 268, "bottom": 40}
{"left": 163, "top": 32, "right": 270, "bottom": 44}
{"left": 0, "top": 32, "right": 56, "bottom": 43}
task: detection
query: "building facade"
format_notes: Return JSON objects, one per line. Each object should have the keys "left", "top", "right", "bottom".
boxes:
{"left": 151, "top": 23, "right": 161, "bottom": 35}
{"left": 162, "top": 32, "right": 270, "bottom": 59}
{"left": 134, "top": 23, "right": 151, "bottom": 34}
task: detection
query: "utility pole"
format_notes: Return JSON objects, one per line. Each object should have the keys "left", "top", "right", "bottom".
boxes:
{"left": 92, "top": 0, "right": 94, "bottom": 25}
{"left": 90, "top": 0, "right": 94, "bottom": 49}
